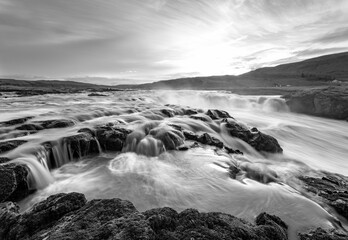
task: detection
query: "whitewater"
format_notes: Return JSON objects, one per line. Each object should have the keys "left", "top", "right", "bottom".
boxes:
{"left": 1, "top": 90, "right": 347, "bottom": 239}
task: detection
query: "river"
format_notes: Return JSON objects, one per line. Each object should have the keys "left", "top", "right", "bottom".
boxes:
{"left": 1, "top": 90, "right": 347, "bottom": 239}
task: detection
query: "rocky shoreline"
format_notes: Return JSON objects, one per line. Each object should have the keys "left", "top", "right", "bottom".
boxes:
{"left": 283, "top": 86, "right": 348, "bottom": 121}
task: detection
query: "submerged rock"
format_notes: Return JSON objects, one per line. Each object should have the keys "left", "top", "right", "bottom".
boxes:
{"left": 0, "top": 117, "right": 33, "bottom": 126}
{"left": 0, "top": 140, "right": 27, "bottom": 154}
{"left": 300, "top": 173, "right": 348, "bottom": 220}
{"left": 0, "top": 192, "right": 290, "bottom": 240}
{"left": 283, "top": 86, "right": 348, "bottom": 120}
{"left": 0, "top": 163, "right": 30, "bottom": 203}
{"left": 39, "top": 119, "right": 75, "bottom": 129}
{"left": 96, "top": 126, "right": 131, "bottom": 151}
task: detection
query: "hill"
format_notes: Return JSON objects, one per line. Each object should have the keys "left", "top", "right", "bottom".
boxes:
{"left": 117, "top": 51, "right": 348, "bottom": 90}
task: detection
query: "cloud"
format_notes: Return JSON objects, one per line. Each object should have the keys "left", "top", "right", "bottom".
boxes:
{"left": 0, "top": 0, "right": 347, "bottom": 82}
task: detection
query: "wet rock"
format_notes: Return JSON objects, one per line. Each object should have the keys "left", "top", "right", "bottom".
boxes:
{"left": 0, "top": 157, "right": 11, "bottom": 164}
{"left": 7, "top": 192, "right": 87, "bottom": 240}
{"left": 64, "top": 132, "right": 101, "bottom": 159}
{"left": 183, "top": 130, "right": 199, "bottom": 141}
{"left": 96, "top": 126, "right": 131, "bottom": 151}
{"left": 0, "top": 140, "right": 27, "bottom": 153}
{"left": 225, "top": 146, "right": 243, "bottom": 155}
{"left": 198, "top": 132, "right": 224, "bottom": 148}
{"left": 0, "top": 192, "right": 289, "bottom": 240}
{"left": 300, "top": 173, "right": 348, "bottom": 220}
{"left": 149, "top": 126, "right": 185, "bottom": 150}
{"left": 222, "top": 119, "right": 283, "bottom": 153}
{"left": 88, "top": 92, "right": 108, "bottom": 97}
{"left": 0, "top": 202, "right": 20, "bottom": 239}
{"left": 160, "top": 108, "right": 177, "bottom": 118}
{"left": 249, "top": 131, "right": 283, "bottom": 153}
{"left": 39, "top": 119, "right": 75, "bottom": 129}
{"left": 229, "top": 165, "right": 241, "bottom": 179}
{"left": 15, "top": 123, "right": 43, "bottom": 131}
{"left": 299, "top": 227, "right": 348, "bottom": 240}
{"left": 206, "top": 109, "right": 234, "bottom": 120}
{"left": 283, "top": 86, "right": 348, "bottom": 120}
{"left": 0, "top": 117, "right": 33, "bottom": 126}
{"left": 0, "top": 163, "right": 30, "bottom": 203}
{"left": 190, "top": 113, "right": 212, "bottom": 122}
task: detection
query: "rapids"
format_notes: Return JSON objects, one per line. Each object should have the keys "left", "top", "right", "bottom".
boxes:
{"left": 1, "top": 90, "right": 348, "bottom": 239}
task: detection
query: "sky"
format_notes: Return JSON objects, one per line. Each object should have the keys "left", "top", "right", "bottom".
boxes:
{"left": 0, "top": 0, "right": 348, "bottom": 84}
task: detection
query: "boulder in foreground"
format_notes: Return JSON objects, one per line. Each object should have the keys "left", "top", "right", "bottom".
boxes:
{"left": 0, "top": 192, "right": 289, "bottom": 240}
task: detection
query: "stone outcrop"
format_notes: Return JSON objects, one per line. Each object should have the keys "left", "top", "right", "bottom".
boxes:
{"left": 300, "top": 173, "right": 348, "bottom": 220}
{"left": 0, "top": 140, "right": 27, "bottom": 154}
{"left": 283, "top": 86, "right": 348, "bottom": 120}
{"left": 0, "top": 192, "right": 289, "bottom": 240}
{"left": 299, "top": 228, "right": 348, "bottom": 240}
{"left": 0, "top": 163, "right": 30, "bottom": 203}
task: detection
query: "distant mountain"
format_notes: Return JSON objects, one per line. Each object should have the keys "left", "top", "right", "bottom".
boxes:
{"left": 0, "top": 79, "right": 104, "bottom": 90}
{"left": 117, "top": 52, "right": 348, "bottom": 90}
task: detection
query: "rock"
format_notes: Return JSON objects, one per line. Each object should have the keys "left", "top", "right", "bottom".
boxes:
{"left": 63, "top": 132, "right": 100, "bottom": 159}
{"left": 0, "top": 202, "right": 20, "bottom": 239}
{"left": 0, "top": 163, "right": 30, "bottom": 203}
{"left": 300, "top": 173, "right": 348, "bottom": 220}
{"left": 88, "top": 93, "right": 108, "bottom": 97}
{"left": 0, "top": 192, "right": 290, "bottom": 240}
{"left": 149, "top": 126, "right": 185, "bottom": 150}
{"left": 283, "top": 86, "right": 348, "bottom": 120}
{"left": 96, "top": 126, "right": 131, "bottom": 151}
{"left": 222, "top": 119, "right": 283, "bottom": 153}
{"left": 0, "top": 140, "right": 27, "bottom": 154}
{"left": 249, "top": 131, "right": 283, "bottom": 153}
{"left": 0, "top": 157, "right": 11, "bottom": 164}
{"left": 15, "top": 123, "right": 43, "bottom": 131}
{"left": 206, "top": 109, "right": 234, "bottom": 120}
{"left": 190, "top": 113, "right": 212, "bottom": 122}
{"left": 197, "top": 132, "right": 224, "bottom": 148}
{"left": 6, "top": 192, "right": 87, "bottom": 240}
{"left": 183, "top": 130, "right": 199, "bottom": 141}
{"left": 299, "top": 228, "right": 348, "bottom": 240}
{"left": 160, "top": 108, "right": 177, "bottom": 118}
{"left": 39, "top": 119, "right": 75, "bottom": 129}
{"left": 0, "top": 117, "right": 33, "bottom": 126}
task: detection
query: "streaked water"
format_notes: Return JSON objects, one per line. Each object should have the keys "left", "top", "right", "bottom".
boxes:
{"left": 1, "top": 90, "right": 347, "bottom": 239}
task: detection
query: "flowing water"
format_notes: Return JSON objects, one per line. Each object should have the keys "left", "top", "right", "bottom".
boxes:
{"left": 1, "top": 90, "right": 348, "bottom": 239}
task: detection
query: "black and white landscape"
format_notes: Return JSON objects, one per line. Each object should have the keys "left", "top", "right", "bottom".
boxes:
{"left": 1, "top": 1, "right": 348, "bottom": 240}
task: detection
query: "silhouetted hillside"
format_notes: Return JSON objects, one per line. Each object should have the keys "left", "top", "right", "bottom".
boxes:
{"left": 117, "top": 52, "right": 348, "bottom": 90}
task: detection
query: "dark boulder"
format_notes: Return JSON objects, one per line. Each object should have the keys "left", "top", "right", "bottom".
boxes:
{"left": 300, "top": 173, "right": 348, "bottom": 220}
{"left": 63, "top": 132, "right": 100, "bottom": 159}
{"left": 206, "top": 109, "right": 234, "bottom": 120}
{"left": 0, "top": 140, "right": 27, "bottom": 154}
{"left": 0, "top": 163, "right": 30, "bottom": 203}
{"left": 38, "top": 119, "right": 75, "bottom": 129}
{"left": 190, "top": 113, "right": 212, "bottom": 122}
{"left": 0, "top": 192, "right": 289, "bottom": 240}
{"left": 222, "top": 119, "right": 283, "bottom": 153}
{"left": 16, "top": 123, "right": 43, "bottom": 131}
{"left": 0, "top": 117, "right": 33, "bottom": 126}
{"left": 197, "top": 132, "right": 224, "bottom": 148}
{"left": 96, "top": 126, "right": 131, "bottom": 151}
{"left": 0, "top": 157, "right": 11, "bottom": 164}
{"left": 0, "top": 202, "right": 20, "bottom": 239}
{"left": 88, "top": 93, "right": 108, "bottom": 97}
{"left": 6, "top": 192, "right": 87, "bottom": 240}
